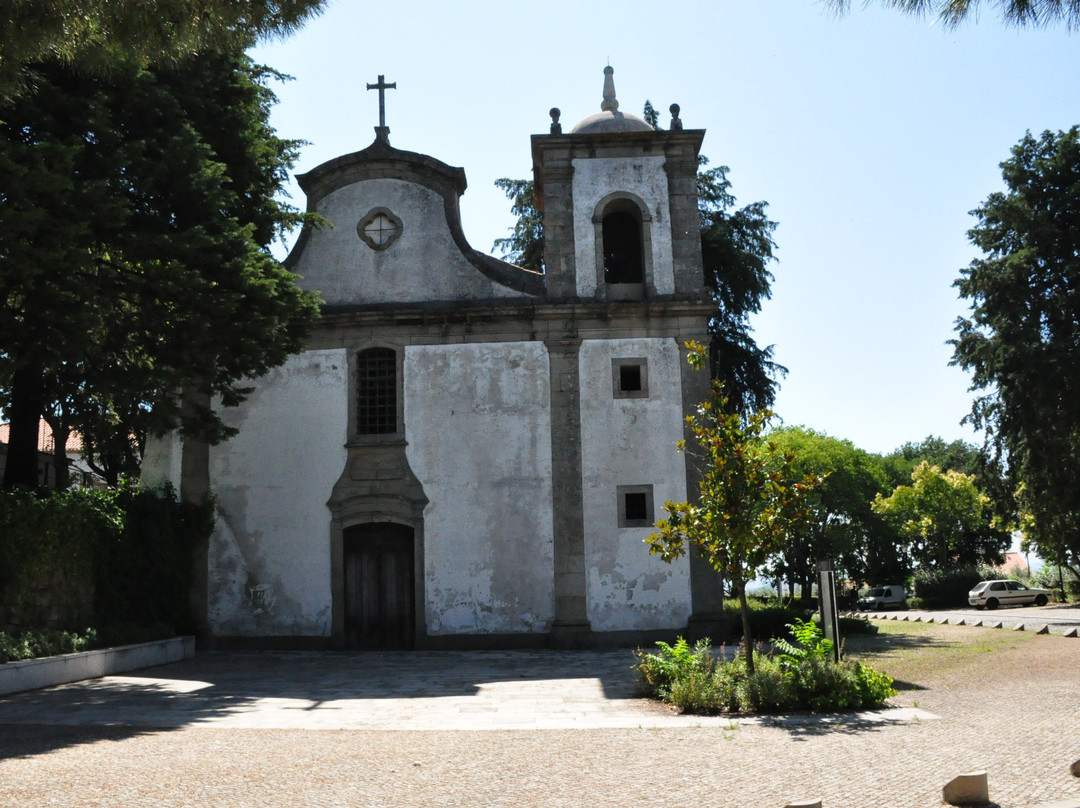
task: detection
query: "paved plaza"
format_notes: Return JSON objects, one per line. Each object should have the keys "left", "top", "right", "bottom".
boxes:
{"left": 1, "top": 616, "right": 1078, "bottom": 807}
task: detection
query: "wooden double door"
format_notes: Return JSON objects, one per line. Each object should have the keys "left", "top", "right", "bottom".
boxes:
{"left": 343, "top": 523, "right": 415, "bottom": 650}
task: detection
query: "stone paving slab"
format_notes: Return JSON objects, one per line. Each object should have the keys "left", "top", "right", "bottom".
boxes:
{"left": 0, "top": 649, "right": 938, "bottom": 731}
{"left": 1, "top": 634, "right": 1077, "bottom": 808}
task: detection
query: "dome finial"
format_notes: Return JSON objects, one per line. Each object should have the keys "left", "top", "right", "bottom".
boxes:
{"left": 601, "top": 65, "right": 619, "bottom": 113}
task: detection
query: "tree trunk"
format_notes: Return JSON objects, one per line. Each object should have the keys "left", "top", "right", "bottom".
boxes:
{"left": 43, "top": 414, "right": 71, "bottom": 490}
{"left": 736, "top": 578, "right": 755, "bottom": 676}
{"left": 2, "top": 366, "right": 45, "bottom": 489}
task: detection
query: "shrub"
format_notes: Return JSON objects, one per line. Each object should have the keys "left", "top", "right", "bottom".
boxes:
{"left": 722, "top": 598, "right": 812, "bottom": 641}
{"left": 0, "top": 628, "right": 98, "bottom": 663}
{"left": 633, "top": 637, "right": 715, "bottom": 697}
{"left": 911, "top": 564, "right": 1000, "bottom": 608}
{"left": 633, "top": 626, "right": 897, "bottom": 715}
{"left": 0, "top": 484, "right": 212, "bottom": 641}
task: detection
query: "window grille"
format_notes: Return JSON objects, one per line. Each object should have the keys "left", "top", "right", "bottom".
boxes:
{"left": 357, "top": 348, "right": 397, "bottom": 434}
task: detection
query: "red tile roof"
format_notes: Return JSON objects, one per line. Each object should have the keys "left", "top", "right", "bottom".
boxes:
{"left": 0, "top": 419, "right": 84, "bottom": 453}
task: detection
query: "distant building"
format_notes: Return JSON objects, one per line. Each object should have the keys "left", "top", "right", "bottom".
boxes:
{"left": 0, "top": 419, "right": 100, "bottom": 489}
{"left": 1001, "top": 551, "right": 1029, "bottom": 575}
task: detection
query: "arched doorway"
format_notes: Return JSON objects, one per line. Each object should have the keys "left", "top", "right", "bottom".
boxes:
{"left": 343, "top": 522, "right": 415, "bottom": 650}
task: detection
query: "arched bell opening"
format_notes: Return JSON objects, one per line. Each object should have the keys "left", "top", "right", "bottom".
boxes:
{"left": 592, "top": 194, "right": 653, "bottom": 301}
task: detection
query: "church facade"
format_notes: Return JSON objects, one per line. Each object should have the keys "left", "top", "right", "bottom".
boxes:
{"left": 145, "top": 68, "right": 726, "bottom": 649}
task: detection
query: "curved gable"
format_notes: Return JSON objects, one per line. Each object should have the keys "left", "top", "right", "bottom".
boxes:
{"left": 286, "top": 138, "right": 544, "bottom": 308}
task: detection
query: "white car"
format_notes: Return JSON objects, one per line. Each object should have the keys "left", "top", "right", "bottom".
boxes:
{"left": 968, "top": 580, "right": 1051, "bottom": 610}
{"left": 857, "top": 585, "right": 906, "bottom": 610}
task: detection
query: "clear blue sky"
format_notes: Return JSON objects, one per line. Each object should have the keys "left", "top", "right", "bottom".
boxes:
{"left": 251, "top": 0, "right": 1080, "bottom": 457}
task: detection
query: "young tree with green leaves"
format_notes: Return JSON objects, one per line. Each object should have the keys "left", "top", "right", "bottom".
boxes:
{"left": 646, "top": 343, "right": 819, "bottom": 674}
{"left": 951, "top": 126, "right": 1080, "bottom": 581}
{"left": 0, "top": 52, "right": 322, "bottom": 488}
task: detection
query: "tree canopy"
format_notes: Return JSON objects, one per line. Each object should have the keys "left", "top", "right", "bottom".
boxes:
{"left": 951, "top": 126, "right": 1080, "bottom": 579}
{"left": 0, "top": 0, "right": 326, "bottom": 104}
{"left": 825, "top": 0, "right": 1080, "bottom": 29}
{"left": 696, "top": 158, "right": 786, "bottom": 414}
{"left": 767, "top": 426, "right": 896, "bottom": 593}
{"left": 871, "top": 461, "right": 1010, "bottom": 569}
{"left": 0, "top": 52, "right": 322, "bottom": 487}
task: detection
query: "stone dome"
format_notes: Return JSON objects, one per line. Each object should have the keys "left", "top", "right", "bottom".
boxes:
{"left": 571, "top": 109, "right": 654, "bottom": 135}
{"left": 570, "top": 66, "right": 654, "bottom": 135}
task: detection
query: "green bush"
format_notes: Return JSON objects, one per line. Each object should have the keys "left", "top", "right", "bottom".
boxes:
{"left": 910, "top": 564, "right": 1000, "bottom": 608}
{"left": 0, "top": 484, "right": 212, "bottom": 642}
{"left": 634, "top": 622, "right": 897, "bottom": 715}
{"left": 722, "top": 598, "right": 812, "bottom": 641}
{"left": 0, "top": 628, "right": 98, "bottom": 663}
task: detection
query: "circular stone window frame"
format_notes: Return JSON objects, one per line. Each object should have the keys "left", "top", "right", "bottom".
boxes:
{"left": 356, "top": 207, "right": 404, "bottom": 251}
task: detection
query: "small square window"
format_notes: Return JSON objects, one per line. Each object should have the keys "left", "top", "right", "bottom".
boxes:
{"left": 612, "top": 358, "right": 648, "bottom": 399}
{"left": 624, "top": 492, "right": 647, "bottom": 521}
{"left": 617, "top": 484, "right": 654, "bottom": 528}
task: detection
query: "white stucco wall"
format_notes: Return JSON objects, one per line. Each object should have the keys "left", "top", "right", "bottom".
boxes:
{"left": 404, "top": 342, "right": 554, "bottom": 635}
{"left": 571, "top": 156, "right": 675, "bottom": 298}
{"left": 207, "top": 349, "right": 349, "bottom": 637}
{"left": 579, "top": 338, "right": 691, "bottom": 631}
{"left": 140, "top": 429, "right": 183, "bottom": 492}
{"left": 292, "top": 179, "right": 526, "bottom": 305}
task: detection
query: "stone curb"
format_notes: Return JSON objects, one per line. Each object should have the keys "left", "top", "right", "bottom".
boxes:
{"left": 0, "top": 636, "right": 195, "bottom": 696}
{"left": 851, "top": 611, "right": 1079, "bottom": 638}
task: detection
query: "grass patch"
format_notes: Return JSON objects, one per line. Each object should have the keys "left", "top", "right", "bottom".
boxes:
{"left": 840, "top": 620, "right": 1029, "bottom": 691}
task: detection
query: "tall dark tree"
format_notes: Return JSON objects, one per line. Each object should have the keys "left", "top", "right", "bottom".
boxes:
{"left": 697, "top": 157, "right": 785, "bottom": 414}
{"left": 492, "top": 178, "right": 544, "bottom": 273}
{"left": 951, "top": 126, "right": 1080, "bottom": 580}
{"left": 0, "top": 0, "right": 326, "bottom": 104}
{"left": 825, "top": 0, "right": 1080, "bottom": 29}
{"left": 0, "top": 53, "right": 321, "bottom": 488}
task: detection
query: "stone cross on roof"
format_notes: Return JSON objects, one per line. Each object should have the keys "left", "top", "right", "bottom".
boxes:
{"left": 366, "top": 73, "right": 396, "bottom": 143}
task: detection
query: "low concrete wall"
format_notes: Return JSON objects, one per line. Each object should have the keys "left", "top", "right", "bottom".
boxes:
{"left": 0, "top": 636, "right": 195, "bottom": 696}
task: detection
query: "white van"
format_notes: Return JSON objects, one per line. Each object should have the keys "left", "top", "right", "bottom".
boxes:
{"left": 857, "top": 585, "right": 906, "bottom": 610}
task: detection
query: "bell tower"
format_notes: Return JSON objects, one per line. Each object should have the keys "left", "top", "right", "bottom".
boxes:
{"left": 531, "top": 66, "right": 706, "bottom": 303}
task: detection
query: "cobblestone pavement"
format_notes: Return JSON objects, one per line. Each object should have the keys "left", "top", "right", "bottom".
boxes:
{"left": 1, "top": 623, "right": 1078, "bottom": 808}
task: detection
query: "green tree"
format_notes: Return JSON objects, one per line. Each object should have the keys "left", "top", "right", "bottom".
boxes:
{"left": 767, "top": 426, "right": 896, "bottom": 593}
{"left": 492, "top": 178, "right": 544, "bottom": 273}
{"left": 0, "top": 0, "right": 326, "bottom": 104}
{"left": 824, "top": 0, "right": 1080, "bottom": 29}
{"left": 871, "top": 461, "right": 1010, "bottom": 569}
{"left": 646, "top": 343, "right": 819, "bottom": 674}
{"left": 951, "top": 127, "right": 1080, "bottom": 581}
{"left": 0, "top": 52, "right": 321, "bottom": 488}
{"left": 696, "top": 158, "right": 786, "bottom": 414}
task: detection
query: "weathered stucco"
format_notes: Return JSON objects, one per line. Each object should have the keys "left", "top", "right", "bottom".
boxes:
{"left": 571, "top": 156, "right": 675, "bottom": 298}
{"left": 404, "top": 342, "right": 554, "bottom": 635}
{"left": 206, "top": 349, "right": 349, "bottom": 636}
{"left": 139, "top": 429, "right": 183, "bottom": 492}
{"left": 579, "top": 338, "right": 691, "bottom": 631}
{"left": 292, "top": 179, "right": 528, "bottom": 306}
